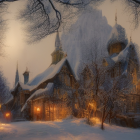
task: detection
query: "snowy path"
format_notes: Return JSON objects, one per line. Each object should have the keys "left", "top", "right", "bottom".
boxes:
{"left": 0, "top": 118, "right": 140, "bottom": 140}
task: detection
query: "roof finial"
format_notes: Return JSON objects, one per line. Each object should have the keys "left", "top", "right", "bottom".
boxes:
{"left": 115, "top": 9, "right": 117, "bottom": 24}
{"left": 130, "top": 36, "right": 132, "bottom": 43}
{"left": 55, "top": 31, "right": 61, "bottom": 50}
{"left": 130, "top": 31, "right": 132, "bottom": 43}
{"left": 17, "top": 61, "right": 18, "bottom": 70}
{"left": 65, "top": 53, "right": 67, "bottom": 57}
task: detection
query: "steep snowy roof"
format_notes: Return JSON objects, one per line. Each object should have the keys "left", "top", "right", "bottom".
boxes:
{"left": 21, "top": 83, "right": 54, "bottom": 112}
{"left": 103, "top": 54, "right": 116, "bottom": 68}
{"left": 28, "top": 57, "right": 67, "bottom": 86}
{"left": 111, "top": 42, "right": 131, "bottom": 63}
{"left": 11, "top": 82, "right": 36, "bottom": 92}
{"left": 4, "top": 95, "right": 14, "bottom": 105}
{"left": 107, "top": 23, "right": 128, "bottom": 51}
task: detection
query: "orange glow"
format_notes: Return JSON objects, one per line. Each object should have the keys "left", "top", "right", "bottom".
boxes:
{"left": 5, "top": 113, "right": 10, "bottom": 117}
{"left": 90, "top": 117, "right": 101, "bottom": 124}
{"left": 37, "top": 108, "right": 40, "bottom": 112}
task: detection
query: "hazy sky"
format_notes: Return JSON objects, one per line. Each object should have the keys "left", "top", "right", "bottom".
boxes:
{"left": 0, "top": 0, "right": 140, "bottom": 89}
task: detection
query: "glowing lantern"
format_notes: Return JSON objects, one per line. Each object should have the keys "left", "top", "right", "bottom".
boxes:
{"left": 0, "top": 104, "right": 1, "bottom": 110}
{"left": 5, "top": 113, "right": 10, "bottom": 117}
{"left": 37, "top": 107, "right": 40, "bottom": 112}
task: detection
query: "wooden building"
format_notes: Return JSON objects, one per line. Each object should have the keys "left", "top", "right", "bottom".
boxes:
{"left": 5, "top": 31, "right": 78, "bottom": 121}
{"left": 102, "top": 20, "right": 140, "bottom": 116}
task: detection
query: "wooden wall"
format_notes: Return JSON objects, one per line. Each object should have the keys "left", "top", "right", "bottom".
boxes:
{"left": 32, "top": 99, "right": 70, "bottom": 121}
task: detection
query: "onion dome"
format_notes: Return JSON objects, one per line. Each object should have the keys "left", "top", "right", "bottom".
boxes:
{"left": 107, "top": 23, "right": 128, "bottom": 55}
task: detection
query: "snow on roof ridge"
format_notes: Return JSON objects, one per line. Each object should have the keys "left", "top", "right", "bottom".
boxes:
{"left": 11, "top": 81, "right": 36, "bottom": 92}
{"left": 27, "top": 57, "right": 67, "bottom": 86}
{"left": 111, "top": 44, "right": 130, "bottom": 63}
{"left": 21, "top": 83, "right": 54, "bottom": 112}
{"left": 4, "top": 95, "right": 14, "bottom": 105}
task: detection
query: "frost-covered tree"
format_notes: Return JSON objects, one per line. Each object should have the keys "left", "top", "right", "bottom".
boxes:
{"left": 0, "top": 3, "right": 6, "bottom": 56}
{"left": 0, "top": 70, "right": 10, "bottom": 105}
{"left": 99, "top": 74, "right": 132, "bottom": 130}
{"left": 0, "top": 3, "right": 10, "bottom": 105}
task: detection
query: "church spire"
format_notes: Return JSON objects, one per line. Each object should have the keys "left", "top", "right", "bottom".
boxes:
{"left": 115, "top": 10, "right": 117, "bottom": 24}
{"left": 55, "top": 31, "right": 61, "bottom": 50}
{"left": 130, "top": 31, "right": 133, "bottom": 43}
{"left": 51, "top": 31, "right": 65, "bottom": 64}
{"left": 130, "top": 36, "right": 132, "bottom": 43}
{"left": 15, "top": 62, "right": 19, "bottom": 86}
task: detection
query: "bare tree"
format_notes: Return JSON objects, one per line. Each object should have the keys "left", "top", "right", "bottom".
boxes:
{"left": 99, "top": 75, "right": 130, "bottom": 130}
{"left": 74, "top": 36, "right": 107, "bottom": 123}
{"left": 111, "top": 0, "right": 140, "bottom": 28}
{"left": 16, "top": 0, "right": 140, "bottom": 41}
{"left": 0, "top": 3, "right": 7, "bottom": 57}
{"left": 17, "top": 0, "right": 104, "bottom": 43}
{"left": 0, "top": 0, "right": 140, "bottom": 38}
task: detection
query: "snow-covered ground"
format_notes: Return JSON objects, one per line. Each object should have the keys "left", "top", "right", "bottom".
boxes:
{"left": 0, "top": 118, "right": 140, "bottom": 140}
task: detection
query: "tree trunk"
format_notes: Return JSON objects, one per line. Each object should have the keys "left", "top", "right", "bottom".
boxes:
{"left": 101, "top": 107, "right": 106, "bottom": 130}
{"left": 109, "top": 111, "right": 112, "bottom": 125}
{"left": 101, "top": 121, "right": 104, "bottom": 130}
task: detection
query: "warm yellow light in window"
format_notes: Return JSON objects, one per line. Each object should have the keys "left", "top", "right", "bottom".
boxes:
{"left": 5, "top": 113, "right": 10, "bottom": 117}
{"left": 37, "top": 107, "right": 40, "bottom": 112}
{"left": 0, "top": 104, "right": 1, "bottom": 110}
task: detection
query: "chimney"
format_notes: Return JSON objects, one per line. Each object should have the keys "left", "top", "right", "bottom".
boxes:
{"left": 23, "top": 67, "right": 29, "bottom": 84}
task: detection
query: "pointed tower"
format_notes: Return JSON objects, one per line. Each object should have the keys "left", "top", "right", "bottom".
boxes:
{"left": 23, "top": 67, "right": 29, "bottom": 84}
{"left": 55, "top": 31, "right": 61, "bottom": 50}
{"left": 107, "top": 12, "right": 128, "bottom": 56}
{"left": 15, "top": 62, "right": 19, "bottom": 86}
{"left": 51, "top": 31, "right": 65, "bottom": 64}
{"left": 115, "top": 10, "right": 117, "bottom": 24}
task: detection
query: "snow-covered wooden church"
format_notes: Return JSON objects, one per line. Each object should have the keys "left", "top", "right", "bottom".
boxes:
{"left": 5, "top": 32, "right": 78, "bottom": 121}
{"left": 102, "top": 17, "right": 140, "bottom": 116}
{"left": 4, "top": 15, "right": 140, "bottom": 122}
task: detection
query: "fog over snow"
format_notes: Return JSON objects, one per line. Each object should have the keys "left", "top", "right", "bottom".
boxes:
{"left": 61, "top": 8, "right": 112, "bottom": 78}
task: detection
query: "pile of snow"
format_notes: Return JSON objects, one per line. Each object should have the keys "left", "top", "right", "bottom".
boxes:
{"left": 0, "top": 118, "right": 140, "bottom": 140}
{"left": 21, "top": 83, "right": 54, "bottom": 112}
